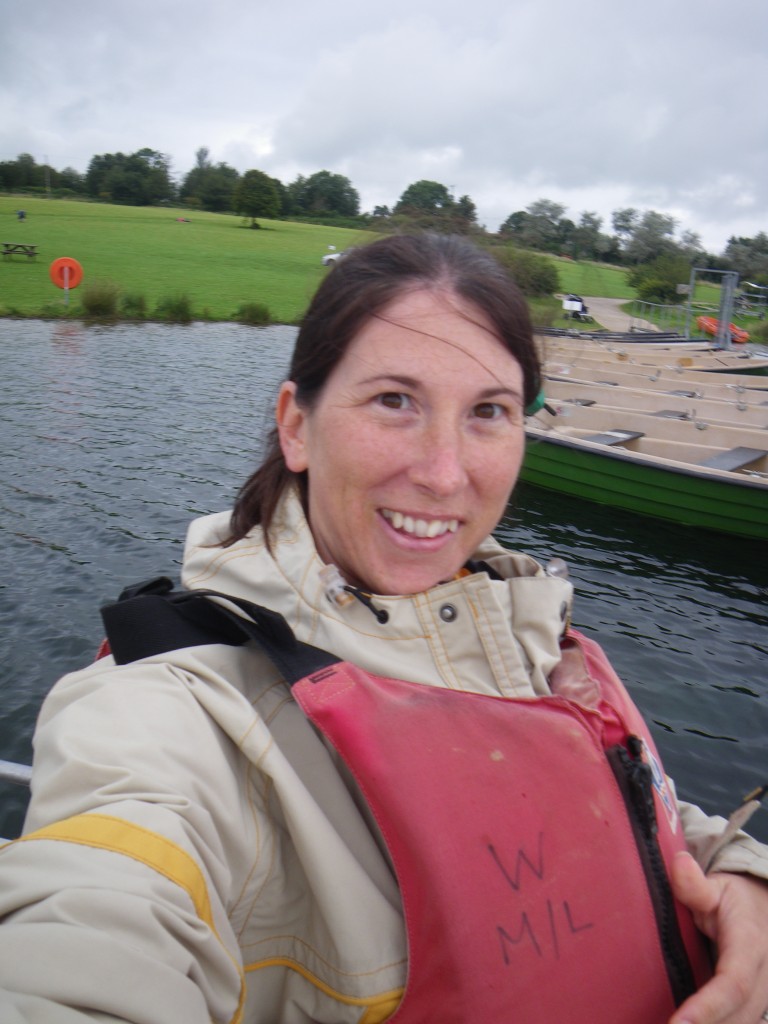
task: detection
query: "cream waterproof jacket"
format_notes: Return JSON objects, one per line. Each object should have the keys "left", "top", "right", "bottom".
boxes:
{"left": 0, "top": 489, "right": 766, "bottom": 1024}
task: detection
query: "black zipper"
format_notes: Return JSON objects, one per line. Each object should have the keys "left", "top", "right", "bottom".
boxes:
{"left": 607, "top": 735, "right": 698, "bottom": 1006}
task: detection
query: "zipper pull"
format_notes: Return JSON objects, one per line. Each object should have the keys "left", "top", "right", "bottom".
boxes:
{"left": 625, "top": 736, "right": 658, "bottom": 839}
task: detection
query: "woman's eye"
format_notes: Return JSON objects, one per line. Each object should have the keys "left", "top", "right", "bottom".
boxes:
{"left": 377, "top": 392, "right": 411, "bottom": 410}
{"left": 473, "top": 401, "right": 504, "bottom": 420}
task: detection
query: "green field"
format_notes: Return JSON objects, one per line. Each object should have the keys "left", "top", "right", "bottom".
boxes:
{"left": 1, "top": 196, "right": 734, "bottom": 332}
{"left": 0, "top": 197, "right": 369, "bottom": 322}
{"left": 547, "top": 256, "right": 635, "bottom": 299}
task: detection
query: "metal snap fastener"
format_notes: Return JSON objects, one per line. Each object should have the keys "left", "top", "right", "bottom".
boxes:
{"left": 439, "top": 603, "right": 458, "bottom": 622}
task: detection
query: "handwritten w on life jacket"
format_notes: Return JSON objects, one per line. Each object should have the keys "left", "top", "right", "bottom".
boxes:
{"left": 488, "top": 835, "right": 594, "bottom": 961}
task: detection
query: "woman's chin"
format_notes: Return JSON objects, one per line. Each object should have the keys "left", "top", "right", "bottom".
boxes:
{"left": 362, "top": 560, "right": 461, "bottom": 597}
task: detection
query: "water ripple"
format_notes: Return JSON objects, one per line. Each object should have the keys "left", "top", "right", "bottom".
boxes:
{"left": 1, "top": 321, "right": 765, "bottom": 841}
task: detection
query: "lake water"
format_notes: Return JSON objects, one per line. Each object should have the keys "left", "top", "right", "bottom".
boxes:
{"left": 1, "top": 320, "right": 766, "bottom": 842}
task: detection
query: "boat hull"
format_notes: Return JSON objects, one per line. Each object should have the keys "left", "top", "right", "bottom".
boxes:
{"left": 522, "top": 431, "right": 768, "bottom": 540}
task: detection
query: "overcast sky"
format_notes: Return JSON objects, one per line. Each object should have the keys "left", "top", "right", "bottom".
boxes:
{"left": 2, "top": 0, "right": 766, "bottom": 254}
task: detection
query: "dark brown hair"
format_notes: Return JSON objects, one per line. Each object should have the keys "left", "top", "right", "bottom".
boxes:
{"left": 227, "top": 232, "right": 540, "bottom": 545}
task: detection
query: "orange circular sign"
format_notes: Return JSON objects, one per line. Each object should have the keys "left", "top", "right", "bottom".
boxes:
{"left": 49, "top": 257, "right": 84, "bottom": 290}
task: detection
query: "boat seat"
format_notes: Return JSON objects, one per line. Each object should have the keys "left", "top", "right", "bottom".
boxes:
{"left": 653, "top": 410, "right": 691, "bottom": 420}
{"left": 698, "top": 447, "right": 767, "bottom": 472}
{"left": 586, "top": 430, "right": 645, "bottom": 446}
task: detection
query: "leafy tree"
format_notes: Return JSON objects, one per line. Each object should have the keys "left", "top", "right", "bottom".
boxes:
{"left": 131, "top": 148, "right": 174, "bottom": 204}
{"left": 234, "top": 169, "right": 280, "bottom": 227}
{"left": 14, "top": 153, "right": 39, "bottom": 188}
{"left": 200, "top": 165, "right": 240, "bottom": 212}
{"left": 85, "top": 148, "right": 173, "bottom": 205}
{"left": 522, "top": 199, "right": 567, "bottom": 252}
{"left": 180, "top": 149, "right": 240, "bottom": 212}
{"left": 285, "top": 175, "right": 307, "bottom": 216}
{"left": 723, "top": 233, "right": 768, "bottom": 284}
{"left": 678, "top": 229, "right": 704, "bottom": 260}
{"left": 394, "top": 180, "right": 454, "bottom": 215}
{"left": 269, "top": 176, "right": 289, "bottom": 217}
{"left": 289, "top": 170, "right": 360, "bottom": 217}
{"left": 498, "top": 210, "right": 529, "bottom": 238}
{"left": 58, "top": 166, "right": 85, "bottom": 193}
{"left": 499, "top": 199, "right": 567, "bottom": 253}
{"left": 0, "top": 153, "right": 47, "bottom": 190}
{"left": 611, "top": 208, "right": 638, "bottom": 248}
{"left": 624, "top": 210, "right": 677, "bottom": 264}
{"left": 455, "top": 194, "right": 477, "bottom": 227}
{"left": 570, "top": 211, "right": 603, "bottom": 260}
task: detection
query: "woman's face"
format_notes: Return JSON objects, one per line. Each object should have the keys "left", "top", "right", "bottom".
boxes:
{"left": 277, "top": 287, "right": 526, "bottom": 595}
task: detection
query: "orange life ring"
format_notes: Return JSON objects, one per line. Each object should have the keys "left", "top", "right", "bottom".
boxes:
{"left": 49, "top": 257, "right": 84, "bottom": 290}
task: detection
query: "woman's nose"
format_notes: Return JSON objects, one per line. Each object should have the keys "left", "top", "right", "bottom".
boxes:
{"left": 408, "top": 430, "right": 469, "bottom": 495}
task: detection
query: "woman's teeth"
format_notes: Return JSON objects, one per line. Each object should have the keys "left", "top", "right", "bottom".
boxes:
{"left": 382, "top": 509, "right": 459, "bottom": 538}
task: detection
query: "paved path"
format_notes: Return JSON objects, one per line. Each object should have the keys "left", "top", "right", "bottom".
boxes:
{"left": 579, "top": 297, "right": 661, "bottom": 333}
{"left": 581, "top": 297, "right": 634, "bottom": 332}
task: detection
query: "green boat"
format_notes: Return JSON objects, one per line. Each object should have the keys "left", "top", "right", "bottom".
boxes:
{"left": 522, "top": 423, "right": 768, "bottom": 541}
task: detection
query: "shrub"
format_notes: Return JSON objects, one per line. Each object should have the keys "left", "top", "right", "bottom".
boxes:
{"left": 491, "top": 246, "right": 560, "bottom": 297}
{"left": 628, "top": 255, "right": 691, "bottom": 304}
{"left": 636, "top": 278, "right": 676, "bottom": 303}
{"left": 40, "top": 300, "right": 69, "bottom": 319}
{"left": 120, "top": 292, "right": 147, "bottom": 319}
{"left": 235, "top": 301, "right": 271, "bottom": 325}
{"left": 81, "top": 279, "right": 120, "bottom": 319}
{"left": 155, "top": 293, "right": 193, "bottom": 323}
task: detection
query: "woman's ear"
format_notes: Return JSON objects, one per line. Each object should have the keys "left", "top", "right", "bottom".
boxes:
{"left": 276, "top": 382, "right": 309, "bottom": 473}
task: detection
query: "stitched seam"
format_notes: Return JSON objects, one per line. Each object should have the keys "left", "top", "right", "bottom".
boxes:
{"left": 244, "top": 954, "right": 404, "bottom": 1005}
{"left": 15, "top": 813, "right": 246, "bottom": 1023}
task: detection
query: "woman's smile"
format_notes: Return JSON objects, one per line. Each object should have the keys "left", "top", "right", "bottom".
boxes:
{"left": 277, "top": 287, "right": 526, "bottom": 595}
{"left": 379, "top": 508, "right": 460, "bottom": 540}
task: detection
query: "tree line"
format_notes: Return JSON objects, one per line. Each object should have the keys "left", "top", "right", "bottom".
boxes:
{"left": 2, "top": 149, "right": 767, "bottom": 288}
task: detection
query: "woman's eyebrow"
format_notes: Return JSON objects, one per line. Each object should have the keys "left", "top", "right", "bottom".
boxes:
{"left": 355, "top": 374, "right": 421, "bottom": 391}
{"left": 474, "top": 385, "right": 524, "bottom": 402}
{"left": 357, "top": 374, "right": 522, "bottom": 400}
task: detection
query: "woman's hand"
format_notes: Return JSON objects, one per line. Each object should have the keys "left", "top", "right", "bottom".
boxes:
{"left": 670, "top": 852, "right": 768, "bottom": 1024}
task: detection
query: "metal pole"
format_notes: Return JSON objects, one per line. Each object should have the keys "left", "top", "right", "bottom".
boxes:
{"left": 684, "top": 267, "right": 696, "bottom": 339}
{"left": 716, "top": 272, "right": 738, "bottom": 350}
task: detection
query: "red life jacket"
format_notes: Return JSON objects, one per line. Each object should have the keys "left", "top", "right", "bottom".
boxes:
{"left": 292, "top": 628, "right": 713, "bottom": 1024}
{"left": 101, "top": 583, "right": 713, "bottom": 1022}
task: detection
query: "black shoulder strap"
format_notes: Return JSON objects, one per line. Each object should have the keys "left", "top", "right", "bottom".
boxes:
{"left": 100, "top": 577, "right": 339, "bottom": 684}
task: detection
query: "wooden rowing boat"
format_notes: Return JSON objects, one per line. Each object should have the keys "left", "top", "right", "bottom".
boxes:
{"left": 522, "top": 403, "right": 768, "bottom": 540}
{"left": 541, "top": 377, "right": 768, "bottom": 431}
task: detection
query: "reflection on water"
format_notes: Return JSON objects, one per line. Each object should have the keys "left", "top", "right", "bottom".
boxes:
{"left": 1, "top": 320, "right": 766, "bottom": 841}
{"left": 499, "top": 484, "right": 767, "bottom": 829}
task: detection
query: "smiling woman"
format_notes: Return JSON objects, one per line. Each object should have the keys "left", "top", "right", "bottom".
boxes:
{"left": 275, "top": 287, "right": 526, "bottom": 594}
{"left": 0, "top": 234, "right": 767, "bottom": 1024}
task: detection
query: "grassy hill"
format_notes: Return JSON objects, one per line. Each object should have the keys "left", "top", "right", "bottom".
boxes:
{"left": 2, "top": 196, "right": 732, "bottom": 332}
{"left": 547, "top": 255, "right": 635, "bottom": 299}
{"left": 0, "top": 197, "right": 369, "bottom": 322}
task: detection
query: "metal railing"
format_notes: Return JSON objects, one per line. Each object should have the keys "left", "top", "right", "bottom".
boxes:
{"left": 0, "top": 759, "right": 32, "bottom": 787}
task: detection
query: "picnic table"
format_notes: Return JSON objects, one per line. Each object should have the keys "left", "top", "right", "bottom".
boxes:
{"left": 2, "top": 242, "right": 38, "bottom": 259}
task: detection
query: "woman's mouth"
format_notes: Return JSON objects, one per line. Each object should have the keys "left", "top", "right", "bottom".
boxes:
{"left": 380, "top": 508, "right": 459, "bottom": 538}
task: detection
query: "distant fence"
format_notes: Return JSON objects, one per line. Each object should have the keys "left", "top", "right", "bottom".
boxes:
{"left": 629, "top": 300, "right": 691, "bottom": 334}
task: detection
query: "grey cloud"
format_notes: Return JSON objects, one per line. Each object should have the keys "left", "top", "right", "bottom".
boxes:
{"left": 1, "top": 0, "right": 766, "bottom": 252}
